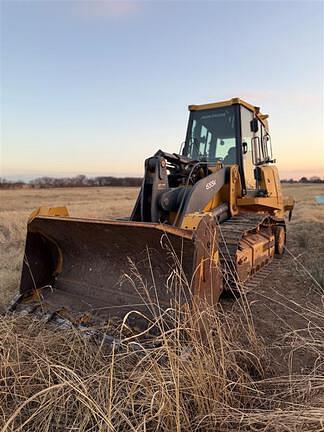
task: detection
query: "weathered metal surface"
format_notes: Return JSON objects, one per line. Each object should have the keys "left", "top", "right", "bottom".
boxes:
{"left": 219, "top": 213, "right": 281, "bottom": 290}
{"left": 18, "top": 214, "right": 221, "bottom": 323}
{"left": 190, "top": 215, "right": 222, "bottom": 305}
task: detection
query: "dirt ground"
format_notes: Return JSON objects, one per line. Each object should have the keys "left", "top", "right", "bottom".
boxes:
{"left": 247, "top": 184, "right": 324, "bottom": 375}
{"left": 0, "top": 184, "right": 323, "bottom": 373}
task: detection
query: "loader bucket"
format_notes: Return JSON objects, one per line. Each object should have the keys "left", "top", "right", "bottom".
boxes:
{"left": 17, "top": 214, "right": 222, "bottom": 323}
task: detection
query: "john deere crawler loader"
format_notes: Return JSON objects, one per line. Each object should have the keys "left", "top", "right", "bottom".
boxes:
{"left": 12, "top": 98, "right": 294, "bottom": 324}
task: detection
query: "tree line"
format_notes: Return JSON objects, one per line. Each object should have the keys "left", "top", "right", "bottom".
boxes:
{"left": 0, "top": 175, "right": 142, "bottom": 189}
{"left": 281, "top": 176, "right": 323, "bottom": 184}
{"left": 1, "top": 174, "right": 323, "bottom": 190}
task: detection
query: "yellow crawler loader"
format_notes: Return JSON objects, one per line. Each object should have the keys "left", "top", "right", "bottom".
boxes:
{"left": 12, "top": 98, "right": 294, "bottom": 324}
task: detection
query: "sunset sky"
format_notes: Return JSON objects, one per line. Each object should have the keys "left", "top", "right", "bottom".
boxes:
{"left": 1, "top": 0, "right": 323, "bottom": 180}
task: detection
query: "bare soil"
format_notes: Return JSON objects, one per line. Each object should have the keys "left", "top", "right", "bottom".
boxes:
{"left": 239, "top": 184, "right": 324, "bottom": 375}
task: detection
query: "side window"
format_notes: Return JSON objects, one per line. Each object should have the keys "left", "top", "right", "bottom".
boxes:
{"left": 251, "top": 121, "right": 272, "bottom": 164}
{"left": 240, "top": 107, "right": 255, "bottom": 190}
{"left": 218, "top": 138, "right": 236, "bottom": 164}
{"left": 190, "top": 121, "right": 214, "bottom": 160}
{"left": 198, "top": 125, "right": 207, "bottom": 156}
{"left": 253, "top": 121, "right": 263, "bottom": 165}
{"left": 261, "top": 125, "right": 272, "bottom": 162}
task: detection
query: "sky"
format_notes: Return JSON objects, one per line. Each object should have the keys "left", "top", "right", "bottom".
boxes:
{"left": 1, "top": 0, "right": 323, "bottom": 180}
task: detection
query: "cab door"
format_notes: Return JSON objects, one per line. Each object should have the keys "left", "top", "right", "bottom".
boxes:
{"left": 240, "top": 106, "right": 256, "bottom": 191}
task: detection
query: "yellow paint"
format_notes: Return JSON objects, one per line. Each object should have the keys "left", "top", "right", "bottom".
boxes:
{"left": 189, "top": 97, "right": 259, "bottom": 113}
{"left": 228, "top": 165, "right": 242, "bottom": 215}
{"left": 236, "top": 165, "right": 294, "bottom": 218}
{"left": 180, "top": 212, "right": 206, "bottom": 230}
{"left": 237, "top": 196, "right": 282, "bottom": 210}
{"left": 202, "top": 165, "right": 241, "bottom": 216}
{"left": 28, "top": 206, "right": 69, "bottom": 223}
{"left": 203, "top": 190, "right": 222, "bottom": 213}
{"left": 189, "top": 97, "right": 269, "bottom": 130}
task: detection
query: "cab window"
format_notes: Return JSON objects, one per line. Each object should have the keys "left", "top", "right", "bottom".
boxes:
{"left": 240, "top": 106, "right": 255, "bottom": 190}
{"left": 183, "top": 106, "right": 237, "bottom": 164}
{"left": 251, "top": 118, "right": 272, "bottom": 165}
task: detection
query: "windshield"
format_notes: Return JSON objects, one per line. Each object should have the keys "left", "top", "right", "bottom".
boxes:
{"left": 182, "top": 106, "right": 238, "bottom": 164}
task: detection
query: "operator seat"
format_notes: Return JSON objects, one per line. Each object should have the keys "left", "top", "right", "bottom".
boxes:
{"left": 223, "top": 147, "right": 236, "bottom": 165}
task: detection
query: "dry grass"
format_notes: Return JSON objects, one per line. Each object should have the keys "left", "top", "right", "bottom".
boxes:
{"left": 0, "top": 184, "right": 323, "bottom": 431}
{"left": 0, "top": 187, "right": 139, "bottom": 309}
{"left": 283, "top": 184, "right": 324, "bottom": 294}
{"left": 0, "top": 298, "right": 323, "bottom": 431}
{"left": 283, "top": 184, "right": 324, "bottom": 224}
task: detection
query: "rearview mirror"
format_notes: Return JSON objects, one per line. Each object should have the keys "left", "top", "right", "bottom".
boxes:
{"left": 250, "top": 118, "right": 258, "bottom": 133}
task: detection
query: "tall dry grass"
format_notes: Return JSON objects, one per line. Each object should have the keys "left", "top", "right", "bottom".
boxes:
{"left": 1, "top": 245, "right": 324, "bottom": 431}
{"left": 0, "top": 297, "right": 323, "bottom": 431}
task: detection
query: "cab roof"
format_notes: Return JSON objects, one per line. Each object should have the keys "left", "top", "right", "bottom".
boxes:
{"left": 188, "top": 97, "right": 269, "bottom": 123}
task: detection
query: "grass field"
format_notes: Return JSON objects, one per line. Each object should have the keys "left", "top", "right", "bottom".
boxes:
{"left": 0, "top": 184, "right": 323, "bottom": 431}
{"left": 0, "top": 187, "right": 138, "bottom": 309}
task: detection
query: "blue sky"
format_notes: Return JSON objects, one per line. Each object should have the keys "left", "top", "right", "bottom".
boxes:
{"left": 1, "top": 0, "right": 323, "bottom": 179}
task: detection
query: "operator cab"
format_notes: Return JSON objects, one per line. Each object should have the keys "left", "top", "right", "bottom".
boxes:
{"left": 182, "top": 98, "right": 273, "bottom": 193}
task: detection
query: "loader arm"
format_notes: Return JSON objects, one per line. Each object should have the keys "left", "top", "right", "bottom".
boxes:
{"left": 130, "top": 150, "right": 230, "bottom": 227}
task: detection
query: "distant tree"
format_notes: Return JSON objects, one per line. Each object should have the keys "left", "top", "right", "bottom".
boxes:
{"left": 282, "top": 178, "right": 296, "bottom": 183}
{"left": 0, "top": 178, "right": 27, "bottom": 189}
{"left": 1, "top": 174, "right": 142, "bottom": 189}
{"left": 299, "top": 176, "right": 308, "bottom": 183}
{"left": 309, "top": 176, "right": 322, "bottom": 183}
